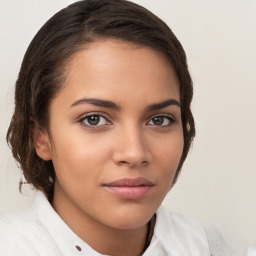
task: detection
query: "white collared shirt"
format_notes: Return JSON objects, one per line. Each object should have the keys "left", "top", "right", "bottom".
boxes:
{"left": 0, "top": 191, "right": 212, "bottom": 256}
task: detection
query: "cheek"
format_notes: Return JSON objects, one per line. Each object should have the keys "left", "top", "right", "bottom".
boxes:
{"left": 50, "top": 129, "right": 111, "bottom": 185}
{"left": 145, "top": 132, "right": 184, "bottom": 210}
{"left": 51, "top": 144, "right": 100, "bottom": 202}
{"left": 155, "top": 132, "right": 184, "bottom": 181}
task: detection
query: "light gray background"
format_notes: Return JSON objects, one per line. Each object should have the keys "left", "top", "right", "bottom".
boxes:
{"left": 1, "top": 1, "right": 256, "bottom": 255}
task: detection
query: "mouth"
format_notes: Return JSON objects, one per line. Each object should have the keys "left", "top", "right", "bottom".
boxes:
{"left": 103, "top": 177, "right": 154, "bottom": 200}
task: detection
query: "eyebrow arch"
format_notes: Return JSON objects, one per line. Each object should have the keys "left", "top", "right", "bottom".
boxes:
{"left": 147, "top": 99, "right": 181, "bottom": 111}
{"left": 70, "top": 98, "right": 120, "bottom": 110}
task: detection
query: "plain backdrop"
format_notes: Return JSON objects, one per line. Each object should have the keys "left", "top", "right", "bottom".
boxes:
{"left": 0, "top": 1, "right": 255, "bottom": 255}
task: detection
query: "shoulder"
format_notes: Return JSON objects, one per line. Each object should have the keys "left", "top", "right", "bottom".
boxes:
{"left": 0, "top": 199, "right": 60, "bottom": 256}
{"left": 153, "top": 206, "right": 211, "bottom": 255}
{"left": 152, "top": 207, "right": 235, "bottom": 256}
{"left": 205, "top": 227, "right": 235, "bottom": 256}
{"left": 0, "top": 202, "right": 37, "bottom": 227}
{"left": 156, "top": 206, "right": 208, "bottom": 238}
{"left": 0, "top": 204, "right": 38, "bottom": 241}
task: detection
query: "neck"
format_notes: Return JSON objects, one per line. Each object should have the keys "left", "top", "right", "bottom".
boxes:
{"left": 52, "top": 183, "right": 149, "bottom": 256}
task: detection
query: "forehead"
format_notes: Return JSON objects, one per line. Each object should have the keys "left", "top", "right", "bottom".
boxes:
{"left": 55, "top": 39, "right": 180, "bottom": 108}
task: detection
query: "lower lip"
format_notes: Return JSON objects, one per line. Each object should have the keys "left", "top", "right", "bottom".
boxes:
{"left": 104, "top": 186, "right": 152, "bottom": 200}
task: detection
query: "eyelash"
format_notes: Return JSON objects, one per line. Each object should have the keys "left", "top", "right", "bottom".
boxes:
{"left": 147, "top": 114, "right": 176, "bottom": 127}
{"left": 78, "top": 113, "right": 176, "bottom": 128}
{"left": 78, "top": 113, "right": 111, "bottom": 128}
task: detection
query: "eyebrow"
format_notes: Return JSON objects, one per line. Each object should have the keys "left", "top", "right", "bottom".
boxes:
{"left": 146, "top": 99, "right": 181, "bottom": 111}
{"left": 70, "top": 97, "right": 180, "bottom": 111}
{"left": 70, "top": 98, "right": 120, "bottom": 110}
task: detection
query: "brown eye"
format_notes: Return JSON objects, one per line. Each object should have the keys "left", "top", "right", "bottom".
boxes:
{"left": 80, "top": 114, "right": 110, "bottom": 126}
{"left": 148, "top": 115, "right": 175, "bottom": 127}
{"left": 87, "top": 115, "right": 100, "bottom": 125}
{"left": 152, "top": 116, "right": 164, "bottom": 125}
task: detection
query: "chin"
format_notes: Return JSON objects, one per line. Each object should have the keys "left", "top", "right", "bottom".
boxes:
{"left": 109, "top": 216, "right": 150, "bottom": 230}
{"left": 101, "top": 203, "right": 157, "bottom": 230}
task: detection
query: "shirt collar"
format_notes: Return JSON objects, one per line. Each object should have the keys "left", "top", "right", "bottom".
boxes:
{"left": 34, "top": 191, "right": 166, "bottom": 255}
{"left": 35, "top": 191, "right": 105, "bottom": 255}
{"left": 145, "top": 206, "right": 210, "bottom": 255}
{"left": 34, "top": 192, "right": 209, "bottom": 255}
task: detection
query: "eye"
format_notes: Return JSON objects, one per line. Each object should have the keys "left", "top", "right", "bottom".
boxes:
{"left": 79, "top": 114, "right": 110, "bottom": 127}
{"left": 147, "top": 115, "right": 175, "bottom": 127}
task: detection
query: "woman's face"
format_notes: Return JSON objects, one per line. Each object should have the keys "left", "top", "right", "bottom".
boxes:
{"left": 43, "top": 40, "right": 183, "bottom": 230}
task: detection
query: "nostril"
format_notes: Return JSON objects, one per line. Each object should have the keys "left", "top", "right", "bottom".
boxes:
{"left": 118, "top": 160, "right": 149, "bottom": 167}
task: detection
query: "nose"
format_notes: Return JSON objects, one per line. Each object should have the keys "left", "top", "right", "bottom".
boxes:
{"left": 112, "top": 125, "right": 151, "bottom": 168}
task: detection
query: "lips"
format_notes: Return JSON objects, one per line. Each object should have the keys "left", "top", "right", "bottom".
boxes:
{"left": 103, "top": 177, "right": 154, "bottom": 200}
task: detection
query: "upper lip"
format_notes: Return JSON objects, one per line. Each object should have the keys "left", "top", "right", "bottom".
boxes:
{"left": 104, "top": 177, "right": 154, "bottom": 187}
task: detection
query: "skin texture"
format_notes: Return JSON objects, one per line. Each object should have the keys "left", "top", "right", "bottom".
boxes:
{"left": 33, "top": 40, "right": 184, "bottom": 256}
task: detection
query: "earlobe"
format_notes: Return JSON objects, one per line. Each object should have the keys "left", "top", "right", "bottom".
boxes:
{"left": 31, "top": 121, "right": 52, "bottom": 161}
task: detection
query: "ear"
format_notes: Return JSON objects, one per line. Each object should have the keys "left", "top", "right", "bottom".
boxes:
{"left": 31, "top": 121, "right": 52, "bottom": 161}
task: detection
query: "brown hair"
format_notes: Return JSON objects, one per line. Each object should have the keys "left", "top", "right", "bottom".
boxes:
{"left": 7, "top": 0, "right": 195, "bottom": 200}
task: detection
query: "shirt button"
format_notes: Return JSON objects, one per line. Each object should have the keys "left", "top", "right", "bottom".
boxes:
{"left": 75, "top": 245, "right": 82, "bottom": 252}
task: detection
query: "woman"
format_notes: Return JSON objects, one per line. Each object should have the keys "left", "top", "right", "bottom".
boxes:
{"left": 0, "top": 0, "right": 232, "bottom": 255}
